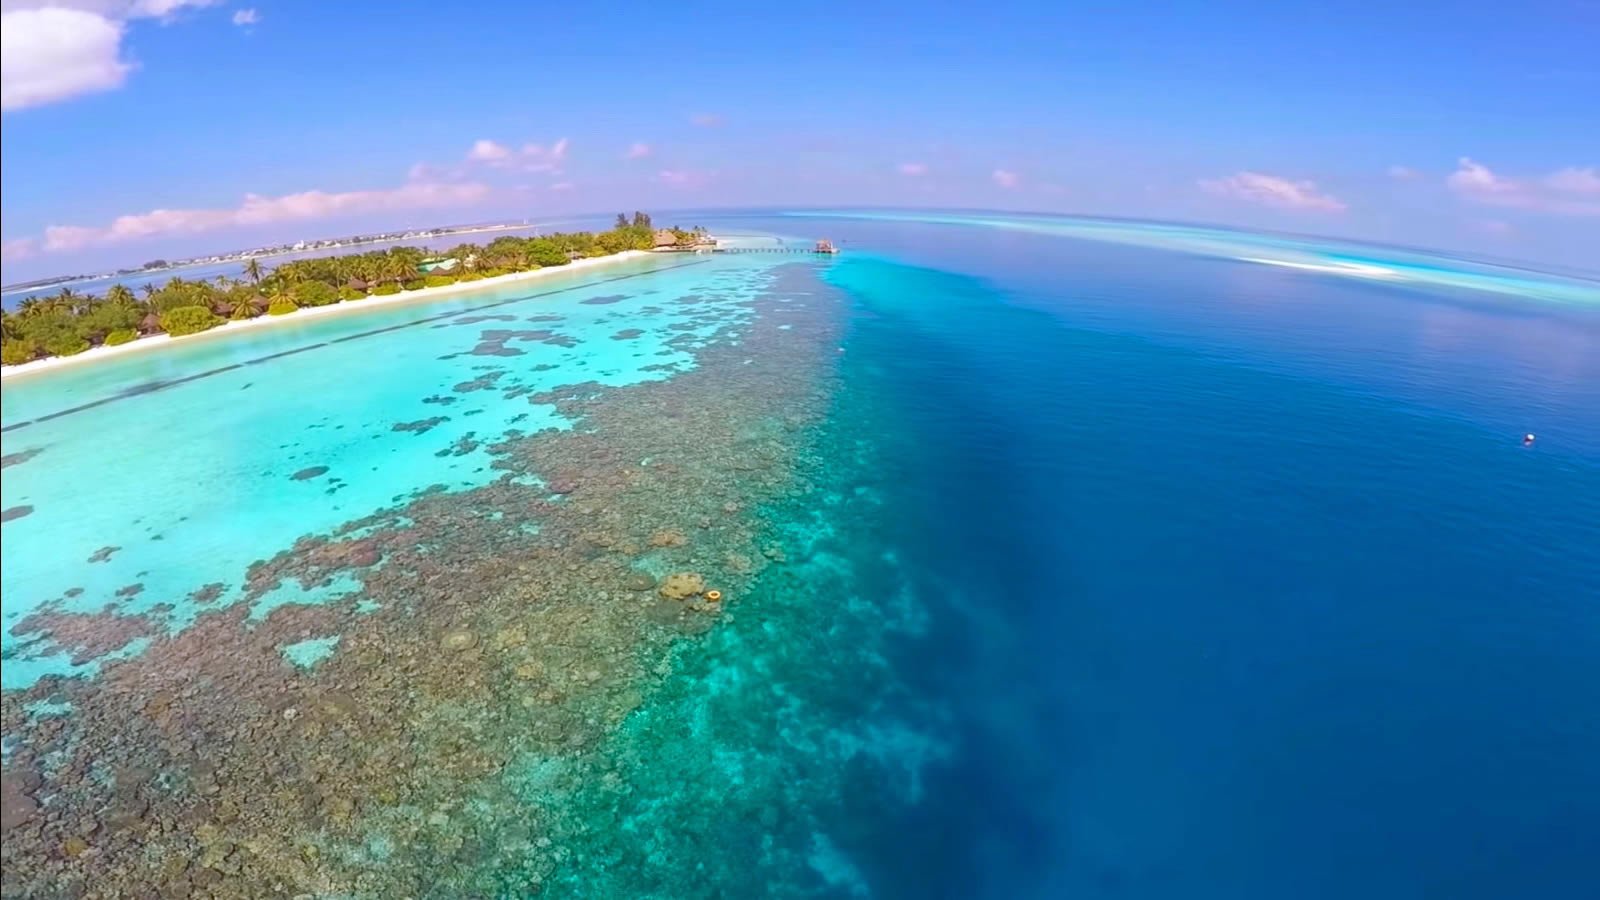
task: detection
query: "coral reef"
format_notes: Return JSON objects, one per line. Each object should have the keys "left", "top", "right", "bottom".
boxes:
{"left": 0, "top": 261, "right": 932, "bottom": 899}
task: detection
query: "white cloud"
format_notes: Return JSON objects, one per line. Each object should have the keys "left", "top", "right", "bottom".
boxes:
{"left": 1, "top": 1, "right": 219, "bottom": 111}
{"left": 992, "top": 169, "right": 1020, "bottom": 189}
{"left": 898, "top": 162, "right": 929, "bottom": 177}
{"left": 32, "top": 180, "right": 490, "bottom": 253}
{"left": 1447, "top": 157, "right": 1600, "bottom": 216}
{"left": 466, "top": 137, "right": 568, "bottom": 172}
{"left": 626, "top": 142, "right": 652, "bottom": 160}
{"left": 0, "top": 2, "right": 217, "bottom": 17}
{"left": 231, "top": 8, "right": 258, "bottom": 26}
{"left": 549, "top": 182, "right": 574, "bottom": 192}
{"left": 1388, "top": 165, "right": 1420, "bottom": 180}
{"left": 467, "top": 139, "right": 512, "bottom": 162}
{"left": 1446, "top": 157, "right": 1515, "bottom": 196}
{"left": 1199, "top": 171, "right": 1347, "bottom": 212}
{"left": 1, "top": 8, "right": 130, "bottom": 111}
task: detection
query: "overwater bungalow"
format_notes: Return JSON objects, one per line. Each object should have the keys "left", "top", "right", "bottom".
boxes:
{"left": 815, "top": 239, "right": 839, "bottom": 254}
{"left": 653, "top": 229, "right": 718, "bottom": 252}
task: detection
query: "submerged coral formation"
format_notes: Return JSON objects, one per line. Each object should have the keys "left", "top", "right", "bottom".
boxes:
{"left": 0, "top": 260, "right": 942, "bottom": 898}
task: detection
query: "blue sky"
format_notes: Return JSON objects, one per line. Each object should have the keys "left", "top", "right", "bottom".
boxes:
{"left": 2, "top": 0, "right": 1597, "bottom": 281}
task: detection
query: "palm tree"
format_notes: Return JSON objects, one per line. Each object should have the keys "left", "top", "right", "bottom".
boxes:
{"left": 48, "top": 287, "right": 85, "bottom": 315}
{"left": 355, "top": 255, "right": 383, "bottom": 284}
{"left": 140, "top": 283, "right": 157, "bottom": 300}
{"left": 243, "top": 258, "right": 263, "bottom": 286}
{"left": 106, "top": 284, "right": 137, "bottom": 307}
{"left": 384, "top": 252, "right": 418, "bottom": 286}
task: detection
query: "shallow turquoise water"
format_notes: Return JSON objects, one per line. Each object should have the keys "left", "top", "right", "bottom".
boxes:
{"left": 1, "top": 254, "right": 774, "bottom": 686}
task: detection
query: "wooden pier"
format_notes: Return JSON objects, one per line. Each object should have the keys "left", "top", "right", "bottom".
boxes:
{"left": 714, "top": 239, "right": 841, "bottom": 255}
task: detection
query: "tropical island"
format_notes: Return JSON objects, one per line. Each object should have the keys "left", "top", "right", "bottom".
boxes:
{"left": 1, "top": 213, "right": 710, "bottom": 370}
{"left": 0, "top": 222, "right": 543, "bottom": 296}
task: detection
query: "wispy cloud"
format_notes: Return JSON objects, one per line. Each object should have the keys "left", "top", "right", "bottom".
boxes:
{"left": 1544, "top": 166, "right": 1600, "bottom": 194}
{"left": 231, "top": 8, "right": 259, "bottom": 26}
{"left": 656, "top": 169, "right": 712, "bottom": 188}
{"left": 689, "top": 113, "right": 725, "bottom": 128}
{"left": 465, "top": 137, "right": 569, "bottom": 172}
{"left": 28, "top": 180, "right": 489, "bottom": 254}
{"left": 626, "top": 142, "right": 653, "bottom": 160}
{"left": 1, "top": 1, "right": 218, "bottom": 112}
{"left": 131, "top": 1, "right": 222, "bottom": 17}
{"left": 522, "top": 138, "right": 568, "bottom": 172}
{"left": 2, "top": 237, "right": 39, "bottom": 262}
{"left": 549, "top": 181, "right": 574, "bottom": 192}
{"left": 898, "top": 162, "right": 929, "bottom": 177}
{"left": 992, "top": 169, "right": 1020, "bottom": 189}
{"left": 1447, "top": 157, "right": 1600, "bottom": 216}
{"left": 1199, "top": 171, "right": 1347, "bottom": 212}
{"left": 1388, "top": 165, "right": 1420, "bottom": 180}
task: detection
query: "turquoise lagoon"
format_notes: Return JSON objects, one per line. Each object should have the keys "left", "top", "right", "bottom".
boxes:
{"left": 1, "top": 253, "right": 768, "bottom": 686}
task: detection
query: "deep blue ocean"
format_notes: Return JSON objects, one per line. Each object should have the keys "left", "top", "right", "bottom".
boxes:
{"left": 778, "top": 217, "right": 1600, "bottom": 899}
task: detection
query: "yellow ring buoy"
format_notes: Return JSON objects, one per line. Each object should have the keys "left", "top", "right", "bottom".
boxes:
{"left": 704, "top": 590, "right": 723, "bottom": 602}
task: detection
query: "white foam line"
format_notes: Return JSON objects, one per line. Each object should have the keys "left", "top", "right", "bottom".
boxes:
{"left": 1237, "top": 257, "right": 1401, "bottom": 279}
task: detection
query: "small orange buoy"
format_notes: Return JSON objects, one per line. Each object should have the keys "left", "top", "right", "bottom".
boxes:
{"left": 704, "top": 590, "right": 723, "bottom": 603}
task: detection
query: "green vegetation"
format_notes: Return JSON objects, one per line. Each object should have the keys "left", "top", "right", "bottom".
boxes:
{"left": 1, "top": 214, "right": 677, "bottom": 366}
{"left": 1, "top": 339, "right": 38, "bottom": 366}
{"left": 43, "top": 335, "right": 91, "bottom": 357}
{"left": 291, "top": 280, "right": 338, "bottom": 308}
{"left": 159, "top": 305, "right": 225, "bottom": 336}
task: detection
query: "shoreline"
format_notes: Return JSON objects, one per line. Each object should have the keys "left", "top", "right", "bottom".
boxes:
{"left": 0, "top": 251, "right": 650, "bottom": 383}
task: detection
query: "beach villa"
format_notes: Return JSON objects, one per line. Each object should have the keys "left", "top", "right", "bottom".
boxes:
{"left": 418, "top": 257, "right": 461, "bottom": 273}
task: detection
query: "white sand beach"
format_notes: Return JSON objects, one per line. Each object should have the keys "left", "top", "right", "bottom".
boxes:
{"left": 0, "top": 251, "right": 650, "bottom": 382}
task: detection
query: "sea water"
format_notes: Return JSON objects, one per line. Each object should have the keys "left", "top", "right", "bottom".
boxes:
{"left": 1, "top": 254, "right": 764, "bottom": 685}
{"left": 3, "top": 214, "right": 1598, "bottom": 898}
